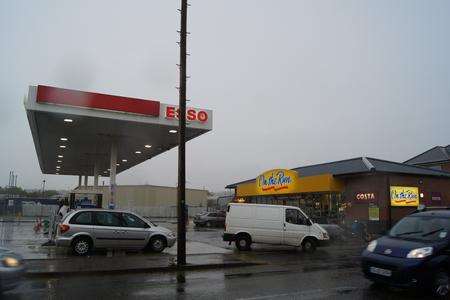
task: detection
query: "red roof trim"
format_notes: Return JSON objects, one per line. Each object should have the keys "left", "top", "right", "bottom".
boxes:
{"left": 36, "top": 85, "right": 160, "bottom": 117}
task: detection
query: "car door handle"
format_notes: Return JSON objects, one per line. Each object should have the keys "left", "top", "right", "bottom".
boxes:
{"left": 283, "top": 223, "right": 286, "bottom": 231}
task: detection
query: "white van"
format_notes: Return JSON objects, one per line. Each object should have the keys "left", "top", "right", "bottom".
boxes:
{"left": 223, "top": 203, "right": 330, "bottom": 252}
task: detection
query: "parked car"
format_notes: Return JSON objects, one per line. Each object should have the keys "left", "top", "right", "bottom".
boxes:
{"left": 223, "top": 203, "right": 330, "bottom": 252}
{"left": 362, "top": 207, "right": 450, "bottom": 297}
{"left": 193, "top": 211, "right": 226, "bottom": 227}
{"left": 0, "top": 248, "right": 25, "bottom": 292}
{"left": 56, "top": 209, "right": 176, "bottom": 255}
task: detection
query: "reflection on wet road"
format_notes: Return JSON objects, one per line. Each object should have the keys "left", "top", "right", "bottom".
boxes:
{"left": 4, "top": 265, "right": 435, "bottom": 300}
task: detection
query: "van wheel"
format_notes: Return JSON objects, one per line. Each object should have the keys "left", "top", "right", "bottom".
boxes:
{"left": 432, "top": 271, "right": 450, "bottom": 297}
{"left": 72, "top": 237, "right": 92, "bottom": 256}
{"left": 302, "top": 238, "right": 316, "bottom": 253}
{"left": 235, "top": 235, "right": 251, "bottom": 251}
{"left": 148, "top": 236, "right": 166, "bottom": 253}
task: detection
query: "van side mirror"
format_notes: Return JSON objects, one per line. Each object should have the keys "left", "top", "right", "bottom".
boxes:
{"left": 307, "top": 219, "right": 313, "bottom": 226}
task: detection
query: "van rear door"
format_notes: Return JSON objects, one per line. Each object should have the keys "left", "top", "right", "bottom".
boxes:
{"left": 283, "top": 208, "right": 309, "bottom": 246}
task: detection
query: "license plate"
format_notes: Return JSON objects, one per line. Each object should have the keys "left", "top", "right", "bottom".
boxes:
{"left": 370, "top": 266, "right": 392, "bottom": 277}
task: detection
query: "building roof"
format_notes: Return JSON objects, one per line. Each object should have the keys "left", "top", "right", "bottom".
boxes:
{"left": 225, "top": 157, "right": 450, "bottom": 189}
{"left": 404, "top": 146, "right": 450, "bottom": 166}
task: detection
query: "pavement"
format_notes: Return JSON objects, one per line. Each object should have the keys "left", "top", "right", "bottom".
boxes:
{"left": 0, "top": 220, "right": 257, "bottom": 277}
{"left": 0, "top": 219, "right": 367, "bottom": 278}
{"left": 2, "top": 220, "right": 430, "bottom": 299}
{"left": 24, "top": 253, "right": 258, "bottom": 277}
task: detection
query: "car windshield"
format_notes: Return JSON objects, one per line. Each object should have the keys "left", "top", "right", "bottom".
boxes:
{"left": 389, "top": 215, "right": 450, "bottom": 241}
{"left": 142, "top": 217, "right": 157, "bottom": 227}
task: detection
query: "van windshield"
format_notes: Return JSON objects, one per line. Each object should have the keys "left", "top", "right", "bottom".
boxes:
{"left": 389, "top": 216, "right": 450, "bottom": 242}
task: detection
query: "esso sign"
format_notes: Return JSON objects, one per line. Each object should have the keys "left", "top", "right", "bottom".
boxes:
{"left": 165, "top": 106, "right": 209, "bottom": 123}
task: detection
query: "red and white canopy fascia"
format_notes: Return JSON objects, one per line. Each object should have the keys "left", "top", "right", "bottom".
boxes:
{"left": 24, "top": 85, "right": 212, "bottom": 176}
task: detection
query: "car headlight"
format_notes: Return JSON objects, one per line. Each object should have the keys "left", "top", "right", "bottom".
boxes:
{"left": 406, "top": 247, "right": 433, "bottom": 259}
{"left": 168, "top": 232, "right": 175, "bottom": 238}
{"left": 366, "top": 240, "right": 377, "bottom": 252}
{"left": 2, "top": 257, "right": 20, "bottom": 268}
{"left": 323, "top": 232, "right": 329, "bottom": 239}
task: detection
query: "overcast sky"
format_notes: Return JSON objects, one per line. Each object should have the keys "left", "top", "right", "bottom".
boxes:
{"left": 1, "top": 1, "right": 449, "bottom": 192}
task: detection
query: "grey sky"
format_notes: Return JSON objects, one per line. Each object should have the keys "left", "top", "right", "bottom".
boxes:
{"left": 1, "top": 0, "right": 449, "bottom": 192}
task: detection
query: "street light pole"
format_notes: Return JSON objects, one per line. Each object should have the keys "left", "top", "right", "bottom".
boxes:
{"left": 177, "top": 0, "right": 188, "bottom": 267}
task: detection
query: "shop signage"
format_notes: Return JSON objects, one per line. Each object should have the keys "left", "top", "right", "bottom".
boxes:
{"left": 256, "top": 169, "right": 298, "bottom": 194}
{"left": 390, "top": 186, "right": 419, "bottom": 207}
{"left": 356, "top": 193, "right": 376, "bottom": 200}
{"left": 368, "top": 204, "right": 380, "bottom": 221}
{"left": 431, "top": 192, "right": 442, "bottom": 201}
{"left": 165, "top": 106, "right": 209, "bottom": 123}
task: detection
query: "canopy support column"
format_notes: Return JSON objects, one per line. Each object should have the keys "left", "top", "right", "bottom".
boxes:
{"left": 84, "top": 175, "right": 88, "bottom": 187}
{"left": 109, "top": 142, "right": 117, "bottom": 209}
{"left": 93, "top": 161, "right": 99, "bottom": 190}
{"left": 78, "top": 175, "right": 82, "bottom": 187}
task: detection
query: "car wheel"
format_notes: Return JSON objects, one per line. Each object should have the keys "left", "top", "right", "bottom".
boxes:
{"left": 302, "top": 238, "right": 316, "bottom": 253}
{"left": 432, "top": 271, "right": 450, "bottom": 297}
{"left": 235, "top": 235, "right": 251, "bottom": 251}
{"left": 149, "top": 236, "right": 166, "bottom": 253}
{"left": 72, "top": 237, "right": 92, "bottom": 256}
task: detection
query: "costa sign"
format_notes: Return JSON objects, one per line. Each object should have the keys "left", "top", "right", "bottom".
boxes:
{"left": 165, "top": 106, "right": 209, "bottom": 123}
{"left": 356, "top": 193, "right": 376, "bottom": 200}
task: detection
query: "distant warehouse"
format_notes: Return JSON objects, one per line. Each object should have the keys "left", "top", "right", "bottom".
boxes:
{"left": 72, "top": 184, "right": 208, "bottom": 218}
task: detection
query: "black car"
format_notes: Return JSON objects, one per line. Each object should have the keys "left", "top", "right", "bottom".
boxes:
{"left": 362, "top": 207, "right": 450, "bottom": 297}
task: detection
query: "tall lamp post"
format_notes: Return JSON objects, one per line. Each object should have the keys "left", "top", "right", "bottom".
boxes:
{"left": 177, "top": 0, "right": 188, "bottom": 267}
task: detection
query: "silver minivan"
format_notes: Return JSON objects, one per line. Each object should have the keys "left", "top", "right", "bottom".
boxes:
{"left": 56, "top": 209, "right": 176, "bottom": 255}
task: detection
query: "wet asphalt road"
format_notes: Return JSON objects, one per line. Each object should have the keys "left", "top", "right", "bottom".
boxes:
{"left": 4, "top": 264, "right": 434, "bottom": 299}
{"left": 0, "top": 221, "right": 438, "bottom": 299}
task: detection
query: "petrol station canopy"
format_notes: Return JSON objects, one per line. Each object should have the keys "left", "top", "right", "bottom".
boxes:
{"left": 24, "top": 85, "right": 213, "bottom": 178}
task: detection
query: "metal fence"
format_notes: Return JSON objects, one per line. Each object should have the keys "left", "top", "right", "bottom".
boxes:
{"left": 0, "top": 197, "right": 58, "bottom": 219}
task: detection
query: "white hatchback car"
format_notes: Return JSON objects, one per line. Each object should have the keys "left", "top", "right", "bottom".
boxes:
{"left": 56, "top": 209, "right": 176, "bottom": 255}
